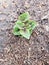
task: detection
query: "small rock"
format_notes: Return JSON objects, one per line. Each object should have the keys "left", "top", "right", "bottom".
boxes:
{"left": 24, "top": 2, "right": 30, "bottom": 8}
{"left": 2, "top": 2, "right": 9, "bottom": 8}
{"left": 41, "top": 14, "right": 48, "bottom": 20}
{"left": 0, "top": 59, "right": 4, "bottom": 62}
{"left": 43, "top": 25, "right": 49, "bottom": 31}
{"left": 47, "top": 61, "right": 49, "bottom": 64}
{"left": 29, "top": 47, "right": 31, "bottom": 51}
{"left": 24, "top": 60, "right": 26, "bottom": 63}
{"left": 38, "top": 61, "right": 44, "bottom": 65}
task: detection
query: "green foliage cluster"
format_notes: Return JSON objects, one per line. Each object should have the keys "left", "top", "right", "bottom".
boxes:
{"left": 13, "top": 12, "right": 37, "bottom": 39}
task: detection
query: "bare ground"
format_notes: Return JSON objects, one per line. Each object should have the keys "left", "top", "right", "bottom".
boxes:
{"left": 0, "top": 0, "right": 49, "bottom": 65}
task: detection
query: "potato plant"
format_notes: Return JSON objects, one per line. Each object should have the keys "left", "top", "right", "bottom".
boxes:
{"left": 13, "top": 12, "right": 37, "bottom": 39}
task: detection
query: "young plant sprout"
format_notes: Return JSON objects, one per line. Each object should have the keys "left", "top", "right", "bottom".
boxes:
{"left": 13, "top": 12, "right": 37, "bottom": 39}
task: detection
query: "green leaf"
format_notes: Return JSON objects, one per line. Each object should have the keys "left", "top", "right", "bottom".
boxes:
{"left": 13, "top": 30, "right": 20, "bottom": 35}
{"left": 28, "top": 20, "right": 37, "bottom": 30}
{"left": 19, "top": 12, "right": 30, "bottom": 22}
{"left": 15, "top": 20, "right": 25, "bottom": 29}
{"left": 20, "top": 29, "right": 31, "bottom": 39}
{"left": 31, "top": 20, "right": 37, "bottom": 30}
{"left": 13, "top": 25, "right": 20, "bottom": 35}
{"left": 13, "top": 25, "right": 18, "bottom": 31}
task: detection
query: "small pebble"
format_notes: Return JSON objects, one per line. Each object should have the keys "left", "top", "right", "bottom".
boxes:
{"left": 45, "top": 25, "right": 49, "bottom": 31}
{"left": 2, "top": 2, "right": 8, "bottom": 8}
{"left": 41, "top": 14, "right": 48, "bottom": 20}
{"left": 25, "top": 2, "right": 30, "bottom": 8}
{"left": 24, "top": 60, "right": 26, "bottom": 63}
{"left": 47, "top": 61, "right": 49, "bottom": 64}
{"left": 29, "top": 47, "right": 31, "bottom": 51}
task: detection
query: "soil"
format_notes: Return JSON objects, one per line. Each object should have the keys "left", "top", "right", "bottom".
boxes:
{"left": 0, "top": 0, "right": 49, "bottom": 65}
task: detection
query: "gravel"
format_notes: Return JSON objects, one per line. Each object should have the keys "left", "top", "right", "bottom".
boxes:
{"left": 0, "top": 0, "right": 49, "bottom": 65}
